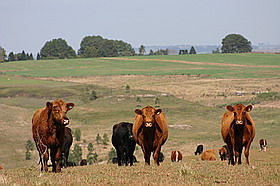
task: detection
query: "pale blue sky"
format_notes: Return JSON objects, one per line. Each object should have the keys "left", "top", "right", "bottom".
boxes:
{"left": 1, "top": 0, "right": 279, "bottom": 55}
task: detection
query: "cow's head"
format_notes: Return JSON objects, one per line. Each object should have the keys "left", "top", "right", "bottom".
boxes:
{"left": 135, "top": 106, "right": 162, "bottom": 128}
{"left": 226, "top": 104, "right": 252, "bottom": 125}
{"left": 46, "top": 99, "right": 75, "bottom": 125}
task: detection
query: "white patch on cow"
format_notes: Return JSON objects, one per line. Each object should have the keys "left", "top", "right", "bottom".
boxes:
{"left": 176, "top": 151, "right": 179, "bottom": 162}
{"left": 64, "top": 120, "right": 69, "bottom": 125}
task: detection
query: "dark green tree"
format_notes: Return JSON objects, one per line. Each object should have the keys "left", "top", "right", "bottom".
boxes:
{"left": 139, "top": 45, "right": 145, "bottom": 55}
{"left": 69, "top": 144, "right": 82, "bottom": 164}
{"left": 95, "top": 134, "right": 102, "bottom": 144}
{"left": 40, "top": 38, "right": 76, "bottom": 59}
{"left": 21, "top": 50, "right": 27, "bottom": 60}
{"left": 189, "top": 46, "right": 197, "bottom": 54}
{"left": 25, "top": 140, "right": 34, "bottom": 151}
{"left": 0, "top": 47, "right": 6, "bottom": 62}
{"left": 36, "top": 53, "right": 41, "bottom": 60}
{"left": 108, "top": 148, "right": 116, "bottom": 159}
{"left": 30, "top": 53, "right": 34, "bottom": 60}
{"left": 8, "top": 52, "right": 16, "bottom": 61}
{"left": 88, "top": 142, "right": 94, "bottom": 152}
{"left": 90, "top": 90, "right": 97, "bottom": 101}
{"left": 221, "top": 34, "right": 252, "bottom": 53}
{"left": 102, "top": 133, "right": 109, "bottom": 145}
{"left": 78, "top": 35, "right": 134, "bottom": 57}
{"left": 74, "top": 128, "right": 81, "bottom": 141}
{"left": 25, "top": 150, "right": 31, "bottom": 160}
{"left": 125, "top": 84, "right": 130, "bottom": 93}
{"left": 82, "top": 46, "right": 98, "bottom": 58}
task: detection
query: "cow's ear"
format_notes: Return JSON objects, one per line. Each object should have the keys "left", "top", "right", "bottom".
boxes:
{"left": 156, "top": 109, "right": 162, "bottom": 115}
{"left": 246, "top": 105, "right": 253, "bottom": 112}
{"left": 226, "top": 105, "right": 234, "bottom": 112}
{"left": 46, "top": 102, "right": 52, "bottom": 109}
{"left": 135, "top": 109, "right": 142, "bottom": 115}
{"left": 67, "top": 103, "right": 75, "bottom": 111}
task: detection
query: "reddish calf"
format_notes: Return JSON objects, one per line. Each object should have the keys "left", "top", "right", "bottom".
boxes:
{"left": 171, "top": 151, "right": 183, "bottom": 162}
{"left": 201, "top": 149, "right": 216, "bottom": 161}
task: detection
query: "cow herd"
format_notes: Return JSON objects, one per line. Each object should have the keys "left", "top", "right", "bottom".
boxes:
{"left": 31, "top": 99, "right": 267, "bottom": 173}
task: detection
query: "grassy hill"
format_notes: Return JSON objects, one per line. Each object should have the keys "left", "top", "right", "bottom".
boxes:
{"left": 0, "top": 53, "right": 279, "bottom": 184}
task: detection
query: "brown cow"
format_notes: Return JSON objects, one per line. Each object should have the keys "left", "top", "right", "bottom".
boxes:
{"left": 171, "top": 151, "right": 183, "bottom": 162}
{"left": 201, "top": 149, "right": 216, "bottom": 161}
{"left": 32, "top": 99, "right": 74, "bottom": 172}
{"left": 132, "top": 106, "right": 168, "bottom": 165}
{"left": 221, "top": 104, "right": 255, "bottom": 165}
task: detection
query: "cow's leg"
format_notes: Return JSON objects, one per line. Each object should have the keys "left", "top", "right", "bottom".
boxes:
{"left": 55, "top": 146, "right": 62, "bottom": 173}
{"left": 124, "top": 151, "right": 129, "bottom": 166}
{"left": 244, "top": 142, "right": 252, "bottom": 165}
{"left": 65, "top": 150, "right": 70, "bottom": 168}
{"left": 127, "top": 147, "right": 134, "bottom": 166}
{"left": 50, "top": 147, "right": 57, "bottom": 172}
{"left": 42, "top": 149, "right": 49, "bottom": 172}
{"left": 227, "top": 142, "right": 234, "bottom": 165}
{"left": 144, "top": 151, "right": 151, "bottom": 165}
{"left": 116, "top": 148, "right": 123, "bottom": 166}
{"left": 153, "top": 145, "right": 162, "bottom": 166}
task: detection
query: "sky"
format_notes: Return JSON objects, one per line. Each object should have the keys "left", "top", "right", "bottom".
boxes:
{"left": 1, "top": 0, "right": 280, "bottom": 55}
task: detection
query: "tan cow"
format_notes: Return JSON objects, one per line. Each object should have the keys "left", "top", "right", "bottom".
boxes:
{"left": 221, "top": 104, "right": 255, "bottom": 165}
{"left": 201, "top": 149, "right": 216, "bottom": 161}
{"left": 32, "top": 99, "right": 74, "bottom": 172}
{"left": 132, "top": 106, "right": 168, "bottom": 165}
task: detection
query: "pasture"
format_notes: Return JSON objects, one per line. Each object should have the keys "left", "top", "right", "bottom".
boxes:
{"left": 0, "top": 53, "right": 279, "bottom": 184}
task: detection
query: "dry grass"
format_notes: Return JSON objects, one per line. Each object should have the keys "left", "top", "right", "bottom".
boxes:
{"left": 2, "top": 148, "right": 279, "bottom": 185}
{"left": 38, "top": 75, "right": 280, "bottom": 107}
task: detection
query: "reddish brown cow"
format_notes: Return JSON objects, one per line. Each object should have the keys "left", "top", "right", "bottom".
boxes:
{"left": 171, "top": 151, "right": 183, "bottom": 162}
{"left": 221, "top": 104, "right": 255, "bottom": 165}
{"left": 201, "top": 149, "right": 216, "bottom": 161}
{"left": 132, "top": 106, "right": 168, "bottom": 165}
{"left": 32, "top": 99, "right": 74, "bottom": 172}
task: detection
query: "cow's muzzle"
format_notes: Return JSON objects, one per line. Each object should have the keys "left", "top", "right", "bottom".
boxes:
{"left": 63, "top": 118, "right": 70, "bottom": 125}
{"left": 145, "top": 122, "right": 153, "bottom": 127}
{"left": 235, "top": 120, "right": 243, "bottom": 125}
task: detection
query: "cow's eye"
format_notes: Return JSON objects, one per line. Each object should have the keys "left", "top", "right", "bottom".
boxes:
{"left": 234, "top": 112, "right": 237, "bottom": 116}
{"left": 53, "top": 106, "right": 59, "bottom": 112}
{"left": 142, "top": 115, "right": 146, "bottom": 118}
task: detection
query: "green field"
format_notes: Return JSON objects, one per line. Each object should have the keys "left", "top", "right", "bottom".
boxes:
{"left": 0, "top": 53, "right": 280, "bottom": 78}
{"left": 0, "top": 53, "right": 279, "bottom": 185}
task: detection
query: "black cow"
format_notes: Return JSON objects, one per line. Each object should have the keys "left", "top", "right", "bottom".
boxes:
{"left": 159, "top": 152, "right": 164, "bottom": 162}
{"left": 111, "top": 155, "right": 138, "bottom": 164}
{"left": 195, "top": 145, "right": 203, "bottom": 155}
{"left": 80, "top": 159, "right": 87, "bottom": 166}
{"left": 67, "top": 162, "right": 77, "bottom": 167}
{"left": 61, "top": 127, "right": 73, "bottom": 168}
{"left": 112, "top": 122, "right": 136, "bottom": 166}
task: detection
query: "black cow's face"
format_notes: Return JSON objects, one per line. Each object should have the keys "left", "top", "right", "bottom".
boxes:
{"left": 46, "top": 99, "right": 74, "bottom": 125}
{"left": 135, "top": 106, "right": 162, "bottom": 128}
{"left": 226, "top": 104, "right": 252, "bottom": 125}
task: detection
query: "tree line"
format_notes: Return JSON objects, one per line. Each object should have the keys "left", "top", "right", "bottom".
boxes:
{"left": 0, "top": 33, "right": 253, "bottom": 62}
